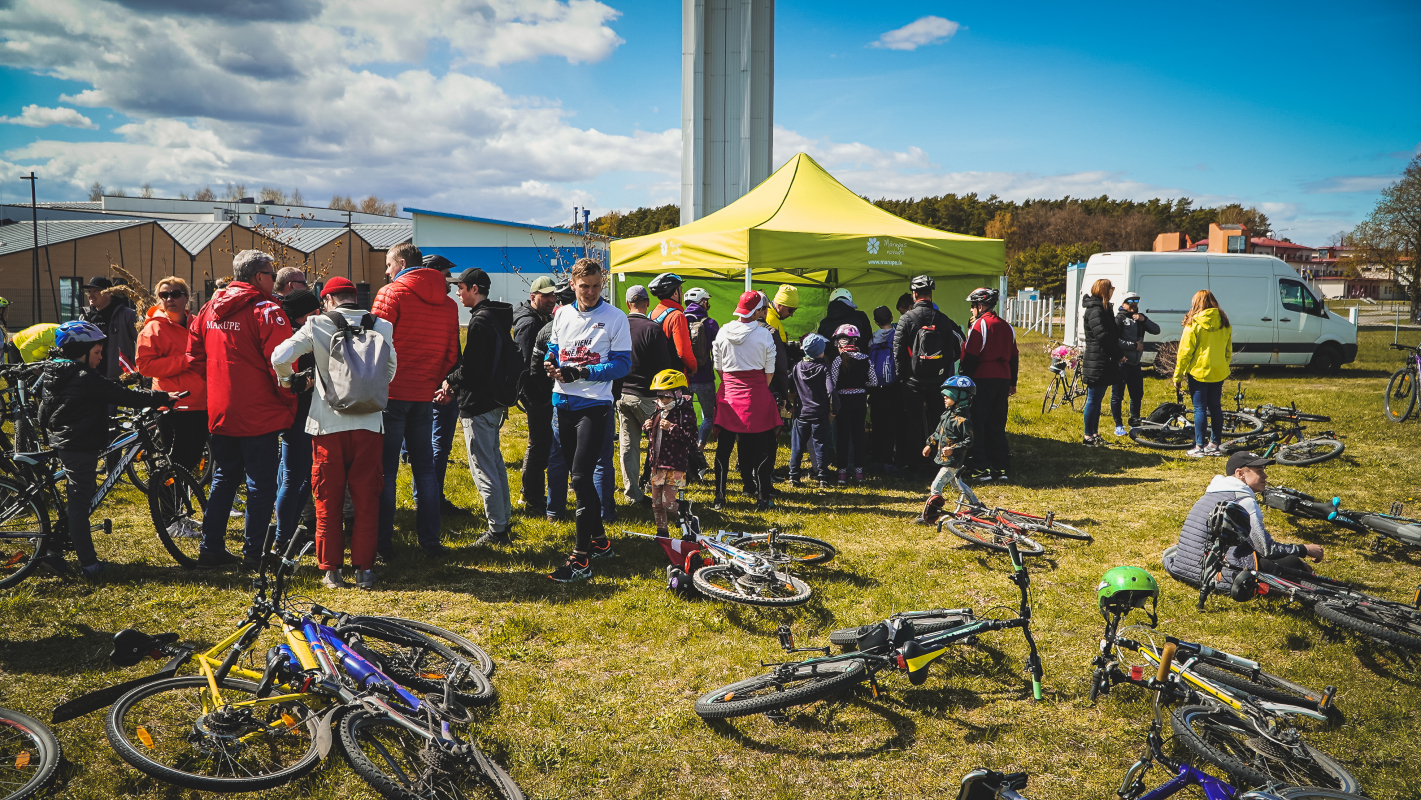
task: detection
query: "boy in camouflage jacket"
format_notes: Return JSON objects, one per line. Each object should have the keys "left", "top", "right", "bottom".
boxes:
{"left": 915, "top": 376, "right": 976, "bottom": 525}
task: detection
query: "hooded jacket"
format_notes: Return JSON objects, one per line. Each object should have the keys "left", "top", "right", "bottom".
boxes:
{"left": 187, "top": 281, "right": 295, "bottom": 436}
{"left": 683, "top": 301, "right": 719, "bottom": 384}
{"left": 1080, "top": 295, "right": 1122, "bottom": 387}
{"left": 1165, "top": 475, "right": 1304, "bottom": 588}
{"left": 84, "top": 300, "right": 137, "bottom": 379}
{"left": 371, "top": 267, "right": 460, "bottom": 403}
{"left": 447, "top": 299, "right": 516, "bottom": 418}
{"left": 136, "top": 306, "right": 206, "bottom": 411}
{"left": 39, "top": 360, "right": 168, "bottom": 451}
{"left": 815, "top": 299, "right": 872, "bottom": 355}
{"left": 1173, "top": 308, "right": 1233, "bottom": 384}
{"left": 712, "top": 319, "right": 776, "bottom": 374}
{"left": 930, "top": 400, "right": 973, "bottom": 468}
{"left": 1116, "top": 306, "right": 1161, "bottom": 366}
{"left": 790, "top": 357, "right": 837, "bottom": 421}
{"left": 512, "top": 299, "right": 551, "bottom": 370}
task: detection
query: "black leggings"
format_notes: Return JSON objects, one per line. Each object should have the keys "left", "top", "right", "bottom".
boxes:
{"left": 715, "top": 428, "right": 777, "bottom": 501}
{"left": 557, "top": 403, "right": 609, "bottom": 552}
{"left": 835, "top": 394, "right": 868, "bottom": 471}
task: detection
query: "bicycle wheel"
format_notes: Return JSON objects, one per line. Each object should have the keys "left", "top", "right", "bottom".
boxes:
{"left": 124, "top": 452, "right": 152, "bottom": 494}
{"left": 1314, "top": 598, "right": 1421, "bottom": 651}
{"left": 0, "top": 480, "right": 51, "bottom": 591}
{"left": 1274, "top": 439, "right": 1345, "bottom": 467}
{"left": 694, "top": 659, "right": 869, "bottom": 719}
{"left": 0, "top": 707, "right": 61, "bottom": 800}
{"left": 351, "top": 616, "right": 495, "bottom": 678}
{"left": 728, "top": 533, "right": 837, "bottom": 566}
{"left": 828, "top": 610, "right": 975, "bottom": 649}
{"left": 1264, "top": 789, "right": 1371, "bottom": 799}
{"left": 1041, "top": 376, "right": 1060, "bottom": 414}
{"left": 1190, "top": 662, "right": 1332, "bottom": 713}
{"left": 944, "top": 519, "right": 1046, "bottom": 556}
{"left": 336, "top": 619, "right": 496, "bottom": 707}
{"left": 106, "top": 676, "right": 321, "bottom": 793}
{"left": 338, "top": 709, "right": 524, "bottom": 800}
{"left": 1169, "top": 705, "right": 1359, "bottom": 792}
{"left": 1219, "top": 412, "right": 1265, "bottom": 437}
{"left": 147, "top": 466, "right": 206, "bottom": 569}
{"left": 1384, "top": 367, "right": 1417, "bottom": 423}
{"left": 1128, "top": 421, "right": 1195, "bottom": 450}
{"left": 692, "top": 564, "right": 812, "bottom": 607}
{"left": 999, "top": 511, "right": 1092, "bottom": 541}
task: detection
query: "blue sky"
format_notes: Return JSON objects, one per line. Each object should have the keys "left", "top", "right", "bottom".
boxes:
{"left": 2, "top": 0, "right": 1417, "bottom": 244}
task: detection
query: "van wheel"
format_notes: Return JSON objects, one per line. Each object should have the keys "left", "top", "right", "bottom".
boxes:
{"left": 1309, "top": 344, "right": 1343, "bottom": 374}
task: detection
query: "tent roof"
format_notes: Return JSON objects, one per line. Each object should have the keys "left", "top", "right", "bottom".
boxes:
{"left": 611, "top": 153, "right": 1003, "bottom": 287}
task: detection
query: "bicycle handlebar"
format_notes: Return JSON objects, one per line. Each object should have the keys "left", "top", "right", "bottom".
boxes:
{"left": 1156, "top": 642, "right": 1177, "bottom": 683}
{"left": 1389, "top": 343, "right": 1420, "bottom": 351}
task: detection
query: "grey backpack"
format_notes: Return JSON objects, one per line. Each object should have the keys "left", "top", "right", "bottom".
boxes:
{"left": 319, "top": 311, "right": 391, "bottom": 414}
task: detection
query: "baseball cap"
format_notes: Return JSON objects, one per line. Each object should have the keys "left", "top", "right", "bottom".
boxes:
{"left": 424, "top": 254, "right": 457, "bottom": 273}
{"left": 82, "top": 276, "right": 113, "bottom": 290}
{"left": 320, "top": 276, "right": 356, "bottom": 299}
{"left": 625, "top": 284, "right": 649, "bottom": 304}
{"left": 457, "top": 268, "right": 491, "bottom": 290}
{"left": 734, "top": 290, "right": 764, "bottom": 319}
{"left": 1122, "top": 291, "right": 1141, "bottom": 303}
{"left": 1225, "top": 451, "right": 1273, "bottom": 474}
{"left": 529, "top": 276, "right": 557, "bottom": 295}
{"left": 873, "top": 305, "right": 892, "bottom": 325}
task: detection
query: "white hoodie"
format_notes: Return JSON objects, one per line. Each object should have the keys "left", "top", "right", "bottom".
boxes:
{"left": 712, "top": 319, "right": 776, "bottom": 375}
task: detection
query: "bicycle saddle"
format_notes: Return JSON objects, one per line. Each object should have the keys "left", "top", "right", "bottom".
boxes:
{"left": 11, "top": 451, "right": 57, "bottom": 466}
{"left": 110, "top": 629, "right": 180, "bottom": 667}
{"left": 958, "top": 768, "right": 1028, "bottom": 800}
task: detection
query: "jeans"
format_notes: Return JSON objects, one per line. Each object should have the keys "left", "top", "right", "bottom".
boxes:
{"left": 1082, "top": 384, "right": 1108, "bottom": 438}
{"left": 203, "top": 432, "right": 280, "bottom": 559}
{"left": 461, "top": 409, "right": 511, "bottom": 532}
{"left": 56, "top": 449, "right": 99, "bottom": 567}
{"left": 689, "top": 382, "right": 717, "bottom": 447}
{"left": 969, "top": 377, "right": 1012, "bottom": 473}
{"left": 558, "top": 402, "right": 611, "bottom": 553}
{"left": 835, "top": 393, "right": 868, "bottom": 472}
{"left": 1189, "top": 376, "right": 1225, "bottom": 448}
{"left": 714, "top": 428, "right": 777, "bottom": 501}
{"left": 312, "top": 430, "right": 383, "bottom": 571}
{"left": 379, "top": 399, "right": 441, "bottom": 553}
{"left": 522, "top": 402, "right": 553, "bottom": 511}
{"left": 432, "top": 398, "right": 460, "bottom": 500}
{"left": 615, "top": 393, "right": 658, "bottom": 501}
{"left": 787, "top": 418, "right": 831, "bottom": 481}
{"left": 1111, "top": 363, "right": 1145, "bottom": 428}
{"left": 274, "top": 425, "right": 312, "bottom": 553}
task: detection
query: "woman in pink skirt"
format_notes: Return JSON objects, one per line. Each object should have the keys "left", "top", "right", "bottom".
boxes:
{"left": 711, "top": 290, "right": 781, "bottom": 511}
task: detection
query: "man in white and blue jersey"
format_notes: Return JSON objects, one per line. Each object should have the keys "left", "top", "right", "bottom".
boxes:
{"left": 543, "top": 258, "right": 632, "bottom": 582}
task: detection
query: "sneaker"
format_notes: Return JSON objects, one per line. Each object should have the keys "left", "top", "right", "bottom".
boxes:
{"left": 788, "top": 477, "right": 802, "bottom": 487}
{"left": 970, "top": 468, "right": 993, "bottom": 482}
{"left": 241, "top": 555, "right": 262, "bottom": 572}
{"left": 321, "top": 569, "right": 346, "bottom": 589}
{"left": 474, "top": 529, "right": 514, "bottom": 547}
{"left": 355, "top": 569, "right": 375, "bottom": 590}
{"left": 229, "top": 507, "right": 245, "bottom": 518}
{"left": 1185, "top": 447, "right": 1206, "bottom": 458}
{"left": 1114, "top": 426, "right": 1128, "bottom": 437}
{"left": 36, "top": 554, "right": 71, "bottom": 577}
{"left": 754, "top": 498, "right": 775, "bottom": 512}
{"left": 439, "top": 497, "right": 463, "bottom": 516}
{"left": 80, "top": 561, "right": 108, "bottom": 582}
{"left": 837, "top": 470, "right": 848, "bottom": 487}
{"left": 1203, "top": 442, "right": 1223, "bottom": 456}
{"left": 588, "top": 537, "right": 615, "bottom": 559}
{"left": 423, "top": 544, "right": 451, "bottom": 558}
{"left": 711, "top": 497, "right": 726, "bottom": 511}
{"left": 817, "top": 480, "right": 831, "bottom": 490}
{"left": 993, "top": 471, "right": 1010, "bottom": 484}
{"left": 854, "top": 467, "right": 864, "bottom": 483}
{"left": 196, "top": 549, "right": 241, "bottom": 569}
{"left": 548, "top": 553, "right": 592, "bottom": 583}
{"left": 167, "top": 518, "right": 202, "bottom": 539}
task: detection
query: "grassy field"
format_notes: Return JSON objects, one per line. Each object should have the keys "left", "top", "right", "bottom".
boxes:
{"left": 3, "top": 328, "right": 1420, "bottom": 800}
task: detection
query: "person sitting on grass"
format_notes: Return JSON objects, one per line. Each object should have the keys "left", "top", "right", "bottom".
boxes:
{"left": 915, "top": 376, "right": 976, "bottom": 526}
{"left": 37, "top": 320, "right": 181, "bottom": 581}
{"left": 640, "top": 369, "right": 699, "bottom": 537}
{"left": 787, "top": 333, "right": 836, "bottom": 489}
{"left": 1165, "top": 451, "right": 1324, "bottom": 588}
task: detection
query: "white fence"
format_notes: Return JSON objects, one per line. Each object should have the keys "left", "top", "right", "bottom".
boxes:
{"left": 1003, "top": 296, "right": 1055, "bottom": 337}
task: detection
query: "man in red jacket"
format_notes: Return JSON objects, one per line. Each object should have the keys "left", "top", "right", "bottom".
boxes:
{"left": 960, "top": 287, "right": 1019, "bottom": 483}
{"left": 187, "top": 249, "right": 294, "bottom": 569}
{"left": 372, "top": 242, "right": 461, "bottom": 558}
{"left": 649, "top": 272, "right": 697, "bottom": 377}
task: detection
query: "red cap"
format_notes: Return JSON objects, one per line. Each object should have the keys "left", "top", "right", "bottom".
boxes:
{"left": 734, "top": 290, "right": 764, "bottom": 318}
{"left": 321, "top": 276, "right": 356, "bottom": 299}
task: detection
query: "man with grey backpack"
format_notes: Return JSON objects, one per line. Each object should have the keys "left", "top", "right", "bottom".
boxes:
{"left": 272, "top": 276, "right": 397, "bottom": 590}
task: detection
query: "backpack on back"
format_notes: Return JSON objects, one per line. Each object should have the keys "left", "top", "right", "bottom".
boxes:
{"left": 686, "top": 316, "right": 712, "bottom": 368}
{"left": 867, "top": 336, "right": 896, "bottom": 385}
{"left": 320, "top": 312, "right": 392, "bottom": 415}
{"left": 910, "top": 322, "right": 959, "bottom": 388}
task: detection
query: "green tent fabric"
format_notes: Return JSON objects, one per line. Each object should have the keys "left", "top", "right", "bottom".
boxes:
{"left": 610, "top": 152, "right": 1004, "bottom": 330}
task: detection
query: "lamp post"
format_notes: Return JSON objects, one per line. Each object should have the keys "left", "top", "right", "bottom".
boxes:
{"left": 21, "top": 173, "right": 39, "bottom": 323}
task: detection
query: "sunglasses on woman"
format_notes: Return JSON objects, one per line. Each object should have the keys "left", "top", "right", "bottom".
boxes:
{"left": 157, "top": 291, "right": 188, "bottom": 300}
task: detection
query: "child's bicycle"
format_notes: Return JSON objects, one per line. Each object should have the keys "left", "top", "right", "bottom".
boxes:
{"left": 624, "top": 491, "right": 834, "bottom": 607}
{"left": 935, "top": 473, "right": 1089, "bottom": 557}
{"left": 693, "top": 541, "right": 1043, "bottom": 720}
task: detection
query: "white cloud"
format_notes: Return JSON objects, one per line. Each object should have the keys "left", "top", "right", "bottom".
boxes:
{"left": 869, "top": 16, "right": 960, "bottom": 51}
{"left": 1302, "top": 174, "right": 1399, "bottom": 194}
{"left": 0, "top": 105, "right": 98, "bottom": 129}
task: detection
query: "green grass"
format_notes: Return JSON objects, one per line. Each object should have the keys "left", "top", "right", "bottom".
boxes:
{"left": 4, "top": 328, "right": 1421, "bottom": 799}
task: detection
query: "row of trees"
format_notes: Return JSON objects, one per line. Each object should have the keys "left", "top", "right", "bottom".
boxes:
{"left": 587, "top": 195, "right": 1274, "bottom": 296}
{"left": 83, "top": 181, "right": 399, "bottom": 217}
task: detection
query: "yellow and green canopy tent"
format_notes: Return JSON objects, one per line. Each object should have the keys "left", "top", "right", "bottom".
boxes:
{"left": 610, "top": 152, "right": 1004, "bottom": 335}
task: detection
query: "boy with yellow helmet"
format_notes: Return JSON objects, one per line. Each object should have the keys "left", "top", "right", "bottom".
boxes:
{"left": 641, "top": 369, "right": 698, "bottom": 536}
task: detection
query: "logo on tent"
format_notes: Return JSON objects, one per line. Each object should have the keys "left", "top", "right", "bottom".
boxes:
{"left": 660, "top": 240, "right": 669, "bottom": 255}
{"left": 867, "top": 238, "right": 880, "bottom": 255}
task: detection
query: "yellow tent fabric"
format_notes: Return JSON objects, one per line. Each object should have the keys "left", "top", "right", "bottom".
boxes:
{"left": 610, "top": 152, "right": 1004, "bottom": 290}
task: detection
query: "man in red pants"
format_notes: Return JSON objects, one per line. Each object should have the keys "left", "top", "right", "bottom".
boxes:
{"left": 271, "top": 277, "right": 397, "bottom": 590}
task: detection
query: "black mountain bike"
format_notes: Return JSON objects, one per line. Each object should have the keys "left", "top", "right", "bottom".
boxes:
{"left": 1129, "top": 390, "right": 1264, "bottom": 450}
{"left": 1383, "top": 342, "right": 1420, "bottom": 423}
{"left": 1264, "top": 486, "right": 1421, "bottom": 552}
{"left": 1221, "top": 403, "right": 1343, "bottom": 467}
{"left": 0, "top": 707, "right": 61, "bottom": 800}
{"left": 694, "top": 542, "right": 1043, "bottom": 719}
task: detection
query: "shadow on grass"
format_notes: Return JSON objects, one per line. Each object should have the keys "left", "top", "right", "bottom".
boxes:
{"left": 700, "top": 694, "right": 921, "bottom": 759}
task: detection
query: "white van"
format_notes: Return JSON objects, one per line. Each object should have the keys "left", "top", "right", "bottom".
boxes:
{"left": 1064, "top": 252, "right": 1357, "bottom": 372}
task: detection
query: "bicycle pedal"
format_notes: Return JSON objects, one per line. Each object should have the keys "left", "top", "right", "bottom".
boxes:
{"left": 763, "top": 709, "right": 788, "bottom": 724}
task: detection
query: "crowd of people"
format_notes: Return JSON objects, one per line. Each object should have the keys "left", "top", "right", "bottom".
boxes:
{"left": 16, "top": 244, "right": 1035, "bottom": 586}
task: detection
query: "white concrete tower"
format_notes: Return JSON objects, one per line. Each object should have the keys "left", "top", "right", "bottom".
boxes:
{"left": 681, "top": 0, "right": 774, "bottom": 225}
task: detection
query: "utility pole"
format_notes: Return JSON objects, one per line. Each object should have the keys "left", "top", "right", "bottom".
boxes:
{"left": 344, "top": 209, "right": 353, "bottom": 280}
{"left": 21, "top": 173, "right": 39, "bottom": 324}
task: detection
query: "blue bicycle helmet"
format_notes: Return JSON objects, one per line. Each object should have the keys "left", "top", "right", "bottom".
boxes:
{"left": 940, "top": 375, "right": 976, "bottom": 403}
{"left": 54, "top": 320, "right": 106, "bottom": 349}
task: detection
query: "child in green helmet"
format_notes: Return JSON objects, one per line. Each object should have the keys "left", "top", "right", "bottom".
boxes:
{"left": 915, "top": 376, "right": 976, "bottom": 525}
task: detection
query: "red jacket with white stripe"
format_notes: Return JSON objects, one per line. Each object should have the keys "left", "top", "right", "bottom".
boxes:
{"left": 187, "top": 282, "right": 296, "bottom": 435}
{"left": 371, "top": 267, "right": 460, "bottom": 403}
{"left": 961, "top": 310, "right": 1020, "bottom": 383}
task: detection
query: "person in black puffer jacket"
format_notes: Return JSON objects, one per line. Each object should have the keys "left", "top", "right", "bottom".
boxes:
{"left": 893, "top": 276, "right": 964, "bottom": 473}
{"left": 39, "top": 321, "right": 176, "bottom": 579}
{"left": 1079, "top": 279, "right": 1123, "bottom": 447}
{"left": 815, "top": 290, "right": 873, "bottom": 356}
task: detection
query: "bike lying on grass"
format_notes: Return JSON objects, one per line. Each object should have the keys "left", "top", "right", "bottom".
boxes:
{"left": 0, "top": 707, "right": 61, "bottom": 800}
{"left": 1128, "top": 390, "right": 1264, "bottom": 450}
{"left": 933, "top": 474, "right": 1090, "bottom": 557}
{"left": 1264, "top": 486, "right": 1421, "bottom": 552}
{"left": 693, "top": 541, "right": 1043, "bottom": 720}
{"left": 1221, "top": 402, "right": 1344, "bottom": 467}
{"left": 625, "top": 491, "right": 835, "bottom": 607}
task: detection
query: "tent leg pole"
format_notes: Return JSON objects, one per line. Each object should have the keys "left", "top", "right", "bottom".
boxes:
{"left": 745, "top": 267, "right": 752, "bottom": 292}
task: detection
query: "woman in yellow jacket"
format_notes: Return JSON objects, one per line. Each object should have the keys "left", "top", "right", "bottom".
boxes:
{"left": 1172, "top": 289, "right": 1233, "bottom": 457}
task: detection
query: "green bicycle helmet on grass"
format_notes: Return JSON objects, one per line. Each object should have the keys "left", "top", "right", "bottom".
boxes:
{"left": 1097, "top": 566, "right": 1159, "bottom": 627}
